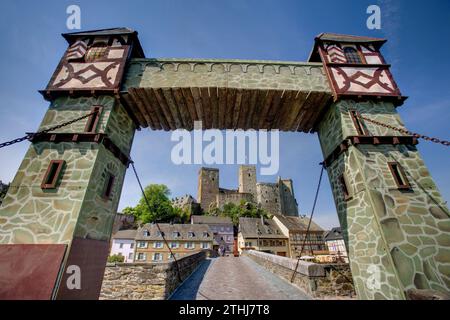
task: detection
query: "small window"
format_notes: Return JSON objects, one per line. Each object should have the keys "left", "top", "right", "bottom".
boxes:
{"left": 84, "top": 106, "right": 103, "bottom": 133}
{"left": 339, "top": 174, "right": 351, "bottom": 201}
{"left": 188, "top": 232, "right": 195, "bottom": 238}
{"left": 85, "top": 43, "right": 108, "bottom": 62}
{"left": 137, "top": 253, "right": 146, "bottom": 261}
{"left": 102, "top": 172, "right": 115, "bottom": 200}
{"left": 388, "top": 162, "right": 411, "bottom": 190}
{"left": 202, "top": 232, "right": 209, "bottom": 238}
{"left": 344, "top": 47, "right": 363, "bottom": 64}
{"left": 137, "top": 241, "right": 147, "bottom": 248}
{"left": 130, "top": 243, "right": 134, "bottom": 249}
{"left": 349, "top": 110, "right": 369, "bottom": 136}
{"left": 41, "top": 160, "right": 65, "bottom": 189}
{"left": 170, "top": 242, "right": 179, "bottom": 249}
{"left": 153, "top": 242, "right": 163, "bottom": 249}
{"left": 128, "top": 253, "right": 133, "bottom": 260}
{"left": 172, "top": 231, "right": 180, "bottom": 238}
{"left": 143, "top": 230, "right": 150, "bottom": 237}
{"left": 119, "top": 243, "right": 124, "bottom": 249}
{"left": 185, "top": 242, "right": 195, "bottom": 249}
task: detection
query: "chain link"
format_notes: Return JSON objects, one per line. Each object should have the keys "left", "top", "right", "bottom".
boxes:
{"left": 0, "top": 111, "right": 98, "bottom": 149}
{"left": 359, "top": 115, "right": 450, "bottom": 147}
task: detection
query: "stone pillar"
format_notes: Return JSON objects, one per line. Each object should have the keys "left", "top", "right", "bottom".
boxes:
{"left": 0, "top": 28, "right": 143, "bottom": 299}
{"left": 317, "top": 99, "right": 450, "bottom": 299}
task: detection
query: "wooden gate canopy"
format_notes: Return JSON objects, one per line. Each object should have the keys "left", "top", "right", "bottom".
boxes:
{"left": 121, "top": 58, "right": 333, "bottom": 132}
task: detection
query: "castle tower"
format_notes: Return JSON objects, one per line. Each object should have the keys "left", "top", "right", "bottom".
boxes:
{"left": 256, "top": 182, "right": 281, "bottom": 215}
{"left": 238, "top": 165, "right": 257, "bottom": 199}
{"left": 278, "top": 178, "right": 299, "bottom": 217}
{"left": 197, "top": 168, "right": 219, "bottom": 212}
{"left": 0, "top": 28, "right": 143, "bottom": 299}
{"left": 311, "top": 33, "right": 450, "bottom": 299}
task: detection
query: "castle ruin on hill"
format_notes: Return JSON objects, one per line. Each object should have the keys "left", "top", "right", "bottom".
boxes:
{"left": 197, "top": 166, "right": 299, "bottom": 216}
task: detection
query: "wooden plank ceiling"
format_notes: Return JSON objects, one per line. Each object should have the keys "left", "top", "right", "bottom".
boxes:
{"left": 122, "top": 87, "right": 332, "bottom": 133}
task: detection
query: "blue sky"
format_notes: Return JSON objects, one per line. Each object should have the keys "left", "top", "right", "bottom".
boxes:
{"left": 0, "top": 0, "right": 449, "bottom": 229}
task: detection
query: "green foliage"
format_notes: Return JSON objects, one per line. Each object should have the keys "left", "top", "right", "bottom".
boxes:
{"left": 108, "top": 254, "right": 125, "bottom": 263}
{"left": 209, "top": 200, "right": 269, "bottom": 225}
{"left": 123, "top": 184, "right": 190, "bottom": 224}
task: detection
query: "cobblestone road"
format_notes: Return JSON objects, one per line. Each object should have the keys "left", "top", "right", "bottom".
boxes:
{"left": 170, "top": 256, "right": 311, "bottom": 300}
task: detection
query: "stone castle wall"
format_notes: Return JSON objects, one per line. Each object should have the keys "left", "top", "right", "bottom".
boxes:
{"left": 217, "top": 192, "right": 253, "bottom": 209}
{"left": 100, "top": 251, "right": 206, "bottom": 300}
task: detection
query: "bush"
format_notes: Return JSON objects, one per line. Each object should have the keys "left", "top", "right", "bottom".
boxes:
{"left": 108, "top": 254, "right": 125, "bottom": 263}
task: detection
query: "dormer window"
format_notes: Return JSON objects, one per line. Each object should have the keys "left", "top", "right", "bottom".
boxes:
{"left": 143, "top": 230, "right": 150, "bottom": 237}
{"left": 188, "top": 232, "right": 195, "bottom": 238}
{"left": 202, "top": 232, "right": 209, "bottom": 238}
{"left": 172, "top": 231, "right": 180, "bottom": 238}
{"left": 156, "top": 231, "right": 164, "bottom": 237}
{"left": 344, "top": 47, "right": 363, "bottom": 64}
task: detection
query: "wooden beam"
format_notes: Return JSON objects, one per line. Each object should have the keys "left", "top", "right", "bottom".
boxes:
{"left": 245, "top": 90, "right": 258, "bottom": 130}
{"left": 153, "top": 88, "right": 176, "bottom": 130}
{"left": 210, "top": 87, "right": 219, "bottom": 129}
{"left": 173, "top": 88, "right": 193, "bottom": 130}
{"left": 218, "top": 87, "right": 227, "bottom": 129}
{"left": 258, "top": 90, "right": 274, "bottom": 129}
{"left": 181, "top": 87, "right": 198, "bottom": 122}
{"left": 162, "top": 88, "right": 183, "bottom": 128}
{"left": 232, "top": 89, "right": 243, "bottom": 129}
{"left": 200, "top": 87, "right": 212, "bottom": 129}
{"left": 128, "top": 88, "right": 155, "bottom": 128}
{"left": 134, "top": 88, "right": 161, "bottom": 130}
{"left": 143, "top": 88, "right": 170, "bottom": 131}
{"left": 225, "top": 88, "right": 236, "bottom": 128}
{"left": 190, "top": 87, "right": 204, "bottom": 126}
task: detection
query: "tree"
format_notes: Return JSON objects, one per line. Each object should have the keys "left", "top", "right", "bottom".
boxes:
{"left": 123, "top": 184, "right": 179, "bottom": 224}
{"left": 107, "top": 254, "right": 124, "bottom": 263}
{"left": 210, "top": 200, "right": 269, "bottom": 225}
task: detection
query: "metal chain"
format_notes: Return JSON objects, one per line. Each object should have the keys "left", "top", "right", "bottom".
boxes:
{"left": 359, "top": 115, "right": 450, "bottom": 147}
{"left": 0, "top": 110, "right": 98, "bottom": 149}
{"left": 290, "top": 162, "right": 325, "bottom": 283}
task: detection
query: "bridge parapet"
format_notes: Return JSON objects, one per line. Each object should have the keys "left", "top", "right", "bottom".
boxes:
{"left": 124, "top": 58, "right": 330, "bottom": 92}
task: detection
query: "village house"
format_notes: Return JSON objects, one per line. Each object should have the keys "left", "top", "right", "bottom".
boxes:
{"left": 191, "top": 215, "right": 234, "bottom": 252}
{"left": 323, "top": 227, "right": 349, "bottom": 263}
{"left": 110, "top": 229, "right": 137, "bottom": 263}
{"left": 134, "top": 223, "right": 213, "bottom": 262}
{"left": 272, "top": 214, "right": 328, "bottom": 259}
{"left": 237, "top": 217, "right": 289, "bottom": 256}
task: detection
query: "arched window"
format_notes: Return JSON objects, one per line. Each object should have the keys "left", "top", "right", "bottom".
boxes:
{"left": 344, "top": 47, "right": 362, "bottom": 64}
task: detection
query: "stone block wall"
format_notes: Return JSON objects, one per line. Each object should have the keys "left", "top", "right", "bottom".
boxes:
{"left": 100, "top": 251, "right": 206, "bottom": 300}
{"left": 243, "top": 250, "right": 355, "bottom": 299}
{"left": 256, "top": 183, "right": 281, "bottom": 215}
